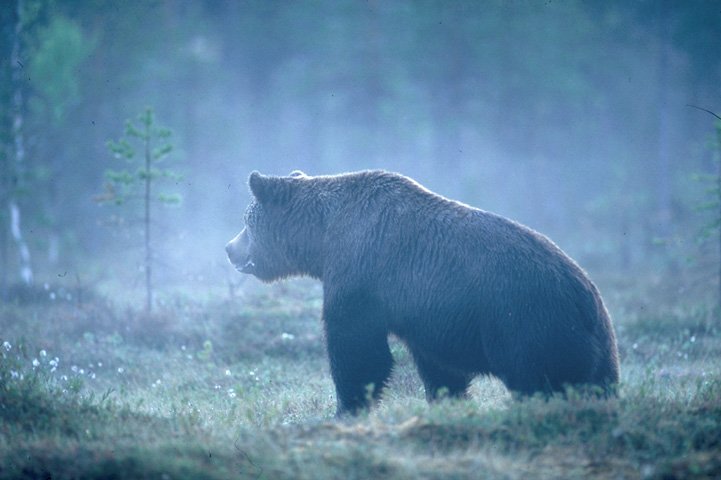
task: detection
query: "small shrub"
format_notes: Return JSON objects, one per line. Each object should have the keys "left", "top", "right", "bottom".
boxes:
{"left": 0, "top": 339, "right": 100, "bottom": 435}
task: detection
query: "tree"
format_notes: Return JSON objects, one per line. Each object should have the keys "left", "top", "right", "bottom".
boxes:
{"left": 692, "top": 108, "right": 721, "bottom": 316}
{"left": 98, "top": 108, "right": 180, "bottom": 312}
{"left": 27, "top": 14, "right": 92, "bottom": 266}
{"left": 4, "top": 0, "right": 33, "bottom": 287}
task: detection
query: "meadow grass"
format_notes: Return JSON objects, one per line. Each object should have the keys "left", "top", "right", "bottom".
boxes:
{"left": 1, "top": 278, "right": 720, "bottom": 479}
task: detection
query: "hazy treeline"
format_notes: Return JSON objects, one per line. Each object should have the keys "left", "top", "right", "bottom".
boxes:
{"left": 0, "top": 0, "right": 720, "bottom": 298}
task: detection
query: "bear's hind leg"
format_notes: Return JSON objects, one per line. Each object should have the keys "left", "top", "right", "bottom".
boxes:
{"left": 412, "top": 351, "right": 471, "bottom": 403}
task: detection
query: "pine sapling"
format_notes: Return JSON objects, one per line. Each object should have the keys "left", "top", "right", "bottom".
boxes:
{"left": 690, "top": 105, "right": 721, "bottom": 317}
{"left": 97, "top": 107, "right": 180, "bottom": 312}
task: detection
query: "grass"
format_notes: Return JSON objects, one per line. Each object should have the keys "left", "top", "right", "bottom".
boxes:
{"left": 1, "top": 278, "right": 720, "bottom": 479}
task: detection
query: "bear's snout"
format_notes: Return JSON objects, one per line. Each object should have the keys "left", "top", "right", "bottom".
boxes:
{"left": 225, "top": 228, "right": 254, "bottom": 273}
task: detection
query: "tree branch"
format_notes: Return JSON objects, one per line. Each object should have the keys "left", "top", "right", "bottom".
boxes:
{"left": 687, "top": 104, "right": 721, "bottom": 121}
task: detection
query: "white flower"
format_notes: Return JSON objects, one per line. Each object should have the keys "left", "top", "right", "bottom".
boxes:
{"left": 225, "top": 369, "right": 231, "bottom": 376}
{"left": 39, "top": 350, "right": 47, "bottom": 357}
{"left": 32, "top": 358, "right": 40, "bottom": 367}
{"left": 2, "top": 341, "right": 10, "bottom": 351}
{"left": 79, "top": 369, "right": 85, "bottom": 375}
{"left": 281, "top": 332, "right": 295, "bottom": 341}
{"left": 227, "top": 388, "right": 236, "bottom": 398}
{"left": 71, "top": 365, "right": 78, "bottom": 373}
{"left": 117, "top": 367, "right": 124, "bottom": 374}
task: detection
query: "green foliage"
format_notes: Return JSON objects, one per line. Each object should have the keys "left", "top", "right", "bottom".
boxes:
{"left": 0, "top": 339, "right": 97, "bottom": 435}
{"left": 28, "top": 14, "right": 93, "bottom": 124}
{"left": 100, "top": 107, "right": 180, "bottom": 208}
{"left": 695, "top": 120, "right": 721, "bottom": 241}
{"left": 97, "top": 107, "right": 181, "bottom": 311}
{"left": 196, "top": 339, "right": 213, "bottom": 362}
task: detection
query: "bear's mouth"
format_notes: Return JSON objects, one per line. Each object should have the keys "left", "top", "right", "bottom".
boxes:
{"left": 236, "top": 259, "right": 255, "bottom": 274}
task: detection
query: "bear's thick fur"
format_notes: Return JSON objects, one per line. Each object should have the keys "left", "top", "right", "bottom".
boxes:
{"left": 226, "top": 170, "right": 619, "bottom": 415}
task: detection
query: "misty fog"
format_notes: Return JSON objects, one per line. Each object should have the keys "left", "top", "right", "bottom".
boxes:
{"left": 0, "top": 0, "right": 718, "bottom": 305}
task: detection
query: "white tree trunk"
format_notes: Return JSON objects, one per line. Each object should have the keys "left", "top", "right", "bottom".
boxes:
{"left": 9, "top": 0, "right": 33, "bottom": 284}
{"left": 9, "top": 201, "right": 32, "bottom": 283}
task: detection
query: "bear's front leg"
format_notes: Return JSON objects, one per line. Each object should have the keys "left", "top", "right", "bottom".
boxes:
{"left": 324, "top": 302, "right": 393, "bottom": 416}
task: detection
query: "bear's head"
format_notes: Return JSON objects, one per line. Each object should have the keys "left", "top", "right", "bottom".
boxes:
{"left": 225, "top": 170, "right": 324, "bottom": 282}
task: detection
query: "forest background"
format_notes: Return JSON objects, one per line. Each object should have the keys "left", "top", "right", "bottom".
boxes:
{"left": 0, "top": 0, "right": 719, "bottom": 303}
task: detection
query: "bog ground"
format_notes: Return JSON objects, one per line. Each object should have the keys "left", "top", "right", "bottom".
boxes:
{"left": 1, "top": 277, "right": 720, "bottom": 479}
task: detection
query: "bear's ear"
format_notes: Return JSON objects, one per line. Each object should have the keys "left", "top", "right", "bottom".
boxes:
{"left": 289, "top": 170, "right": 306, "bottom": 178}
{"left": 249, "top": 171, "right": 293, "bottom": 204}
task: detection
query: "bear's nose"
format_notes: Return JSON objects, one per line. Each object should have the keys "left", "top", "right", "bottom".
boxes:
{"left": 225, "top": 241, "right": 240, "bottom": 263}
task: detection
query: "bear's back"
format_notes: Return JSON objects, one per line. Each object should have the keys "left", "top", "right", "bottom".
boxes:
{"left": 324, "top": 171, "right": 610, "bottom": 352}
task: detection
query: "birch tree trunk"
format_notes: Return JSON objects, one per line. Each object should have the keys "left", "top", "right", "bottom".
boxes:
{"left": 9, "top": 0, "right": 33, "bottom": 285}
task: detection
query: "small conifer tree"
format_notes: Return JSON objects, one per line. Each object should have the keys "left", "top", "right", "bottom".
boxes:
{"left": 98, "top": 107, "right": 180, "bottom": 311}
{"left": 691, "top": 106, "right": 721, "bottom": 316}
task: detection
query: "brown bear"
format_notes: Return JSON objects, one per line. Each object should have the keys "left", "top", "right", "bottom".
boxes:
{"left": 226, "top": 170, "right": 619, "bottom": 415}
